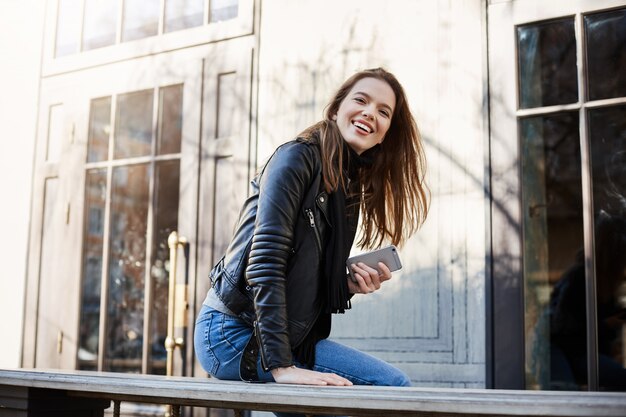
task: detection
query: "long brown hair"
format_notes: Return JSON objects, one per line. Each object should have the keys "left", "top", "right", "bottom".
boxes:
{"left": 299, "top": 68, "right": 429, "bottom": 249}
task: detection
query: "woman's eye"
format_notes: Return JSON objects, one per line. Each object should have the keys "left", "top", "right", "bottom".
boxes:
{"left": 354, "top": 97, "right": 366, "bottom": 104}
{"left": 380, "top": 110, "right": 390, "bottom": 118}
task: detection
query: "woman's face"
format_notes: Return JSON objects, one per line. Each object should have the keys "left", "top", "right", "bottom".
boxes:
{"left": 333, "top": 77, "right": 396, "bottom": 155}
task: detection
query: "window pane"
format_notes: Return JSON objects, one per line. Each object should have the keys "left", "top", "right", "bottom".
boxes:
{"left": 157, "top": 85, "right": 183, "bottom": 155}
{"left": 78, "top": 169, "right": 107, "bottom": 370}
{"left": 87, "top": 97, "right": 111, "bottom": 162}
{"left": 209, "top": 0, "right": 238, "bottom": 23}
{"left": 55, "top": 0, "right": 82, "bottom": 57}
{"left": 520, "top": 112, "right": 587, "bottom": 390}
{"left": 517, "top": 18, "right": 578, "bottom": 109}
{"left": 114, "top": 90, "right": 153, "bottom": 159}
{"left": 585, "top": 8, "right": 626, "bottom": 101}
{"left": 588, "top": 105, "right": 626, "bottom": 391}
{"left": 165, "top": 0, "right": 204, "bottom": 32}
{"left": 122, "top": 0, "right": 160, "bottom": 42}
{"left": 106, "top": 164, "right": 150, "bottom": 372}
{"left": 150, "top": 160, "right": 180, "bottom": 374}
{"left": 83, "top": 0, "right": 118, "bottom": 51}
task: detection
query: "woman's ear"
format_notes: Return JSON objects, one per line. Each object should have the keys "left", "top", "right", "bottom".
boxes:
{"left": 331, "top": 114, "right": 337, "bottom": 121}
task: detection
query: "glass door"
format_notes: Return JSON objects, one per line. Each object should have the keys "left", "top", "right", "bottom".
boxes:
{"left": 488, "top": 0, "right": 626, "bottom": 390}
{"left": 75, "top": 38, "right": 255, "bottom": 378}
{"left": 22, "top": 37, "right": 255, "bottom": 384}
{"left": 20, "top": 52, "right": 205, "bottom": 380}
{"left": 77, "top": 85, "right": 187, "bottom": 374}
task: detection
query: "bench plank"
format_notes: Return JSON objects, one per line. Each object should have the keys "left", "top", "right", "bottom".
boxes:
{"left": 1, "top": 369, "right": 625, "bottom": 416}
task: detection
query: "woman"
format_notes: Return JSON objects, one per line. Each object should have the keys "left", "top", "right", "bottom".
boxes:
{"left": 194, "top": 68, "right": 429, "bottom": 390}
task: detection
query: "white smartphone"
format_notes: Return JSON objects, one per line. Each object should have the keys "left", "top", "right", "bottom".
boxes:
{"left": 346, "top": 245, "right": 402, "bottom": 282}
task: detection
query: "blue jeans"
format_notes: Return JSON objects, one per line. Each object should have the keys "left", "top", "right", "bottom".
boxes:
{"left": 194, "top": 305, "right": 411, "bottom": 416}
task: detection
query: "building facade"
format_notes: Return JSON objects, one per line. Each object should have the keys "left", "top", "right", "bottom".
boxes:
{"left": 0, "top": 0, "right": 624, "bottom": 414}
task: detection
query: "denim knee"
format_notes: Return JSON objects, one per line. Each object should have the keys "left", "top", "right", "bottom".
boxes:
{"left": 381, "top": 366, "right": 411, "bottom": 387}
{"left": 393, "top": 370, "right": 412, "bottom": 387}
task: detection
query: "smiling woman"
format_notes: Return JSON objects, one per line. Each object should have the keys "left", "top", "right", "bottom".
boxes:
{"left": 332, "top": 77, "right": 395, "bottom": 155}
{"left": 194, "top": 68, "right": 429, "bottom": 417}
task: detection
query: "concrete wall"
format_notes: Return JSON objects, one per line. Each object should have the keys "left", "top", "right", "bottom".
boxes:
{"left": 0, "top": 0, "right": 45, "bottom": 369}
{"left": 257, "top": 0, "right": 488, "bottom": 387}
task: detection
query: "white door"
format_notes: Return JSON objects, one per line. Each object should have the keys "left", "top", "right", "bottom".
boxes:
{"left": 22, "top": 56, "right": 203, "bottom": 374}
{"left": 22, "top": 38, "right": 255, "bottom": 382}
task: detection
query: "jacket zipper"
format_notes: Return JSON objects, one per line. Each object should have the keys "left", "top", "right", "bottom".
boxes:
{"left": 305, "top": 208, "right": 322, "bottom": 252}
{"left": 254, "top": 320, "right": 270, "bottom": 371}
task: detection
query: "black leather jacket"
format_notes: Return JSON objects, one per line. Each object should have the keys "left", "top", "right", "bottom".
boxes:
{"left": 209, "top": 139, "right": 331, "bottom": 374}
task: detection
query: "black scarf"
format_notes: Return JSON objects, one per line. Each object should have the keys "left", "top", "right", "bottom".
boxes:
{"left": 294, "top": 143, "right": 380, "bottom": 368}
{"left": 324, "top": 144, "right": 377, "bottom": 314}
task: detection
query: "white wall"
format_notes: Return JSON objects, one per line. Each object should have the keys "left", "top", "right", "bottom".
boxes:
{"left": 0, "top": 0, "right": 45, "bottom": 368}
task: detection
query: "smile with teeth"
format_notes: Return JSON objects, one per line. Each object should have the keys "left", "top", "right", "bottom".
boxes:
{"left": 352, "top": 121, "right": 373, "bottom": 133}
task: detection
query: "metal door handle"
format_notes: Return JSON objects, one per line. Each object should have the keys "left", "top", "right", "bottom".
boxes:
{"left": 165, "top": 231, "right": 188, "bottom": 377}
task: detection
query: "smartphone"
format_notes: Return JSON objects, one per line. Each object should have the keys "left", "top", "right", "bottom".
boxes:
{"left": 346, "top": 245, "right": 402, "bottom": 282}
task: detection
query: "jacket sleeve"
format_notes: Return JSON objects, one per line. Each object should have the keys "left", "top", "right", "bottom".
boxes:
{"left": 245, "top": 142, "right": 316, "bottom": 370}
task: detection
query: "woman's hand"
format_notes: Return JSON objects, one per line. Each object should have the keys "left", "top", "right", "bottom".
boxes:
{"left": 270, "top": 366, "right": 352, "bottom": 386}
{"left": 347, "top": 262, "right": 392, "bottom": 294}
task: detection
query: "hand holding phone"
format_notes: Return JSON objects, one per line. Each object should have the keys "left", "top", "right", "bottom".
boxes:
{"left": 346, "top": 245, "right": 402, "bottom": 283}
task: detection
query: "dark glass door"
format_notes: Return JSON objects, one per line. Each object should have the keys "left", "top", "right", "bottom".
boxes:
{"left": 489, "top": 0, "right": 626, "bottom": 391}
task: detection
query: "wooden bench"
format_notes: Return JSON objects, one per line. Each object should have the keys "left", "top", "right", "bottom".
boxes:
{"left": 1, "top": 368, "right": 626, "bottom": 417}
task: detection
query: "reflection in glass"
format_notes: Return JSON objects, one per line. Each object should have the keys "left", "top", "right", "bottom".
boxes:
{"left": 55, "top": 0, "right": 82, "bottom": 57}
{"left": 588, "top": 105, "right": 626, "bottom": 391}
{"left": 520, "top": 113, "right": 587, "bottom": 390}
{"left": 157, "top": 85, "right": 183, "bottom": 155}
{"left": 585, "top": 9, "right": 626, "bottom": 101}
{"left": 78, "top": 169, "right": 107, "bottom": 370}
{"left": 106, "top": 164, "right": 150, "bottom": 372}
{"left": 209, "top": 0, "right": 238, "bottom": 23}
{"left": 150, "top": 161, "right": 180, "bottom": 374}
{"left": 122, "top": 0, "right": 160, "bottom": 42}
{"left": 87, "top": 97, "right": 112, "bottom": 162}
{"left": 165, "top": 0, "right": 204, "bottom": 32}
{"left": 517, "top": 18, "right": 578, "bottom": 109}
{"left": 83, "top": 0, "right": 117, "bottom": 51}
{"left": 114, "top": 90, "right": 153, "bottom": 159}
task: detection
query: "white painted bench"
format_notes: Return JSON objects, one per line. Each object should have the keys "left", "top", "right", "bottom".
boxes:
{"left": 1, "top": 368, "right": 626, "bottom": 417}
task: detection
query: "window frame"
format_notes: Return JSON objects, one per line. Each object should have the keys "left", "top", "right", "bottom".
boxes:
{"left": 42, "top": 0, "right": 253, "bottom": 77}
